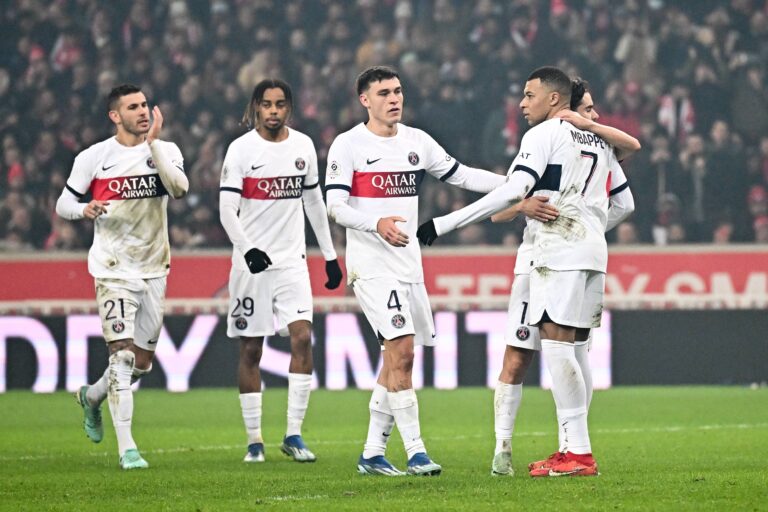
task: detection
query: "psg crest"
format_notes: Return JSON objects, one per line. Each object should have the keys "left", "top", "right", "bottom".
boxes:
{"left": 146, "top": 157, "right": 156, "bottom": 169}
{"left": 235, "top": 317, "right": 248, "bottom": 330}
{"left": 295, "top": 157, "right": 306, "bottom": 170}
{"left": 408, "top": 152, "right": 419, "bottom": 165}
{"left": 391, "top": 314, "right": 406, "bottom": 329}
{"left": 516, "top": 326, "right": 530, "bottom": 341}
{"left": 112, "top": 320, "right": 125, "bottom": 334}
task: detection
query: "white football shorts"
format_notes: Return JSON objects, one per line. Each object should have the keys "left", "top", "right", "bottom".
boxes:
{"left": 226, "top": 265, "right": 313, "bottom": 338}
{"left": 528, "top": 268, "right": 605, "bottom": 329}
{"left": 352, "top": 277, "right": 435, "bottom": 346}
{"left": 95, "top": 277, "right": 166, "bottom": 351}
{"left": 504, "top": 273, "right": 541, "bottom": 351}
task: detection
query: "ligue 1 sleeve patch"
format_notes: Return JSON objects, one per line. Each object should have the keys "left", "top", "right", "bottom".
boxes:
{"left": 328, "top": 162, "right": 340, "bottom": 178}
{"left": 235, "top": 317, "right": 248, "bottom": 330}
{"left": 516, "top": 326, "right": 530, "bottom": 341}
{"left": 391, "top": 314, "right": 406, "bottom": 329}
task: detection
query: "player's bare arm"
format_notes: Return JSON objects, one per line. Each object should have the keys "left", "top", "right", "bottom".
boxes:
{"left": 491, "top": 196, "right": 559, "bottom": 223}
{"left": 377, "top": 216, "right": 409, "bottom": 247}
{"left": 554, "top": 110, "right": 641, "bottom": 161}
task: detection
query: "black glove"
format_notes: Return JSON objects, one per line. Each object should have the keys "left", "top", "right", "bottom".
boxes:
{"left": 324, "top": 259, "right": 343, "bottom": 289}
{"left": 244, "top": 248, "right": 272, "bottom": 274}
{"left": 417, "top": 220, "right": 438, "bottom": 246}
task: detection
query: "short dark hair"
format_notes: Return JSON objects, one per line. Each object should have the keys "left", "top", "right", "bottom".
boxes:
{"left": 241, "top": 78, "right": 293, "bottom": 129}
{"left": 527, "top": 66, "right": 571, "bottom": 102}
{"left": 355, "top": 66, "right": 400, "bottom": 95}
{"left": 570, "top": 77, "right": 590, "bottom": 110}
{"left": 107, "top": 84, "right": 142, "bottom": 111}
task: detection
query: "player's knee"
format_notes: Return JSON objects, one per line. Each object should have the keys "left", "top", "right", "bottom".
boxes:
{"left": 240, "top": 339, "right": 263, "bottom": 366}
{"left": 111, "top": 349, "right": 135, "bottom": 368}
{"left": 131, "top": 363, "right": 152, "bottom": 384}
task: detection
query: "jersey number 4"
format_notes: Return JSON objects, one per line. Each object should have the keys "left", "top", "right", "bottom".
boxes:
{"left": 387, "top": 290, "right": 402, "bottom": 311}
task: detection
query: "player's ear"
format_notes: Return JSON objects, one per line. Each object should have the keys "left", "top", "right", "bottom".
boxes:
{"left": 359, "top": 92, "right": 370, "bottom": 109}
{"left": 549, "top": 91, "right": 560, "bottom": 107}
{"left": 107, "top": 110, "right": 120, "bottom": 125}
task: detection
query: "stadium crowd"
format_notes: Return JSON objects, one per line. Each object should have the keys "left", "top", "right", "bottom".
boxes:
{"left": 1, "top": 0, "right": 767, "bottom": 252}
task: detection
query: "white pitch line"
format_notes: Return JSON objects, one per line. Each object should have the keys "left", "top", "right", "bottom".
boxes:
{"left": 2, "top": 422, "right": 766, "bottom": 462}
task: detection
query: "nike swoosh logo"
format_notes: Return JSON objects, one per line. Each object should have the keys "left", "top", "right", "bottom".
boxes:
{"left": 366, "top": 158, "right": 381, "bottom": 165}
{"left": 297, "top": 309, "right": 310, "bottom": 314}
{"left": 382, "top": 432, "right": 391, "bottom": 437}
{"left": 146, "top": 339, "right": 158, "bottom": 345}
{"left": 251, "top": 164, "right": 265, "bottom": 170}
{"left": 102, "top": 164, "right": 117, "bottom": 171}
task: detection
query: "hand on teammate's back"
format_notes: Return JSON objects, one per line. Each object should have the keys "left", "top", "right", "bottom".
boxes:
{"left": 244, "top": 248, "right": 272, "bottom": 274}
{"left": 416, "top": 220, "right": 438, "bottom": 246}
{"left": 324, "top": 259, "right": 343, "bottom": 289}
{"left": 521, "top": 196, "right": 559, "bottom": 223}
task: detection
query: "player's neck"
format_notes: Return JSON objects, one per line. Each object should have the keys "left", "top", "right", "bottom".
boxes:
{"left": 256, "top": 126, "right": 288, "bottom": 142}
{"left": 115, "top": 131, "right": 147, "bottom": 147}
{"left": 546, "top": 105, "right": 571, "bottom": 121}
{"left": 365, "top": 118, "right": 398, "bottom": 138}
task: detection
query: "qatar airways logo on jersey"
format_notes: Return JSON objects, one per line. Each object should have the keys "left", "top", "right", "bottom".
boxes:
{"left": 90, "top": 174, "right": 168, "bottom": 201}
{"left": 352, "top": 170, "right": 425, "bottom": 198}
{"left": 242, "top": 175, "right": 305, "bottom": 200}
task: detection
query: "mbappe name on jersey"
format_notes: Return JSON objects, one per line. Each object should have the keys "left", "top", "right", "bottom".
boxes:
{"left": 570, "top": 130, "right": 606, "bottom": 149}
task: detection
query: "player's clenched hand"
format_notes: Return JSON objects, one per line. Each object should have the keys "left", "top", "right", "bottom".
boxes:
{"left": 520, "top": 196, "right": 559, "bottom": 222}
{"left": 554, "top": 109, "right": 593, "bottom": 131}
{"left": 324, "top": 259, "right": 343, "bottom": 289}
{"left": 83, "top": 200, "right": 110, "bottom": 220}
{"left": 147, "top": 106, "right": 164, "bottom": 145}
{"left": 244, "top": 248, "right": 272, "bottom": 274}
{"left": 417, "top": 219, "right": 438, "bottom": 246}
{"left": 377, "top": 216, "right": 409, "bottom": 247}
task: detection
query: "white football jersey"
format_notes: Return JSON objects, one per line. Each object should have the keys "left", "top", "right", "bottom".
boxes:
{"left": 65, "top": 137, "right": 183, "bottom": 279}
{"left": 220, "top": 127, "right": 318, "bottom": 271}
{"left": 507, "top": 118, "right": 617, "bottom": 273}
{"left": 514, "top": 158, "right": 628, "bottom": 275}
{"left": 326, "top": 123, "right": 461, "bottom": 283}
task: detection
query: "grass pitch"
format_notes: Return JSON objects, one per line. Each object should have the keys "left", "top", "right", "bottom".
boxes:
{"left": 1, "top": 387, "right": 766, "bottom": 511}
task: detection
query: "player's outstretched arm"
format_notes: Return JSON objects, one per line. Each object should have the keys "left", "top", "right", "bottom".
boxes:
{"left": 439, "top": 164, "right": 507, "bottom": 194}
{"left": 491, "top": 196, "right": 559, "bottom": 223}
{"left": 146, "top": 106, "right": 189, "bottom": 199}
{"left": 419, "top": 171, "right": 536, "bottom": 246}
{"left": 555, "top": 110, "right": 641, "bottom": 161}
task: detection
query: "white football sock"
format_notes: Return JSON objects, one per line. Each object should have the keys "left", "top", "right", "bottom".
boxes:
{"left": 286, "top": 373, "right": 312, "bottom": 437}
{"left": 575, "top": 340, "right": 593, "bottom": 409}
{"left": 86, "top": 368, "right": 109, "bottom": 406}
{"left": 494, "top": 381, "right": 522, "bottom": 454}
{"left": 107, "top": 350, "right": 137, "bottom": 456}
{"left": 541, "top": 339, "right": 591, "bottom": 455}
{"left": 388, "top": 389, "right": 425, "bottom": 459}
{"left": 239, "top": 392, "right": 263, "bottom": 444}
{"left": 362, "top": 384, "right": 395, "bottom": 459}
